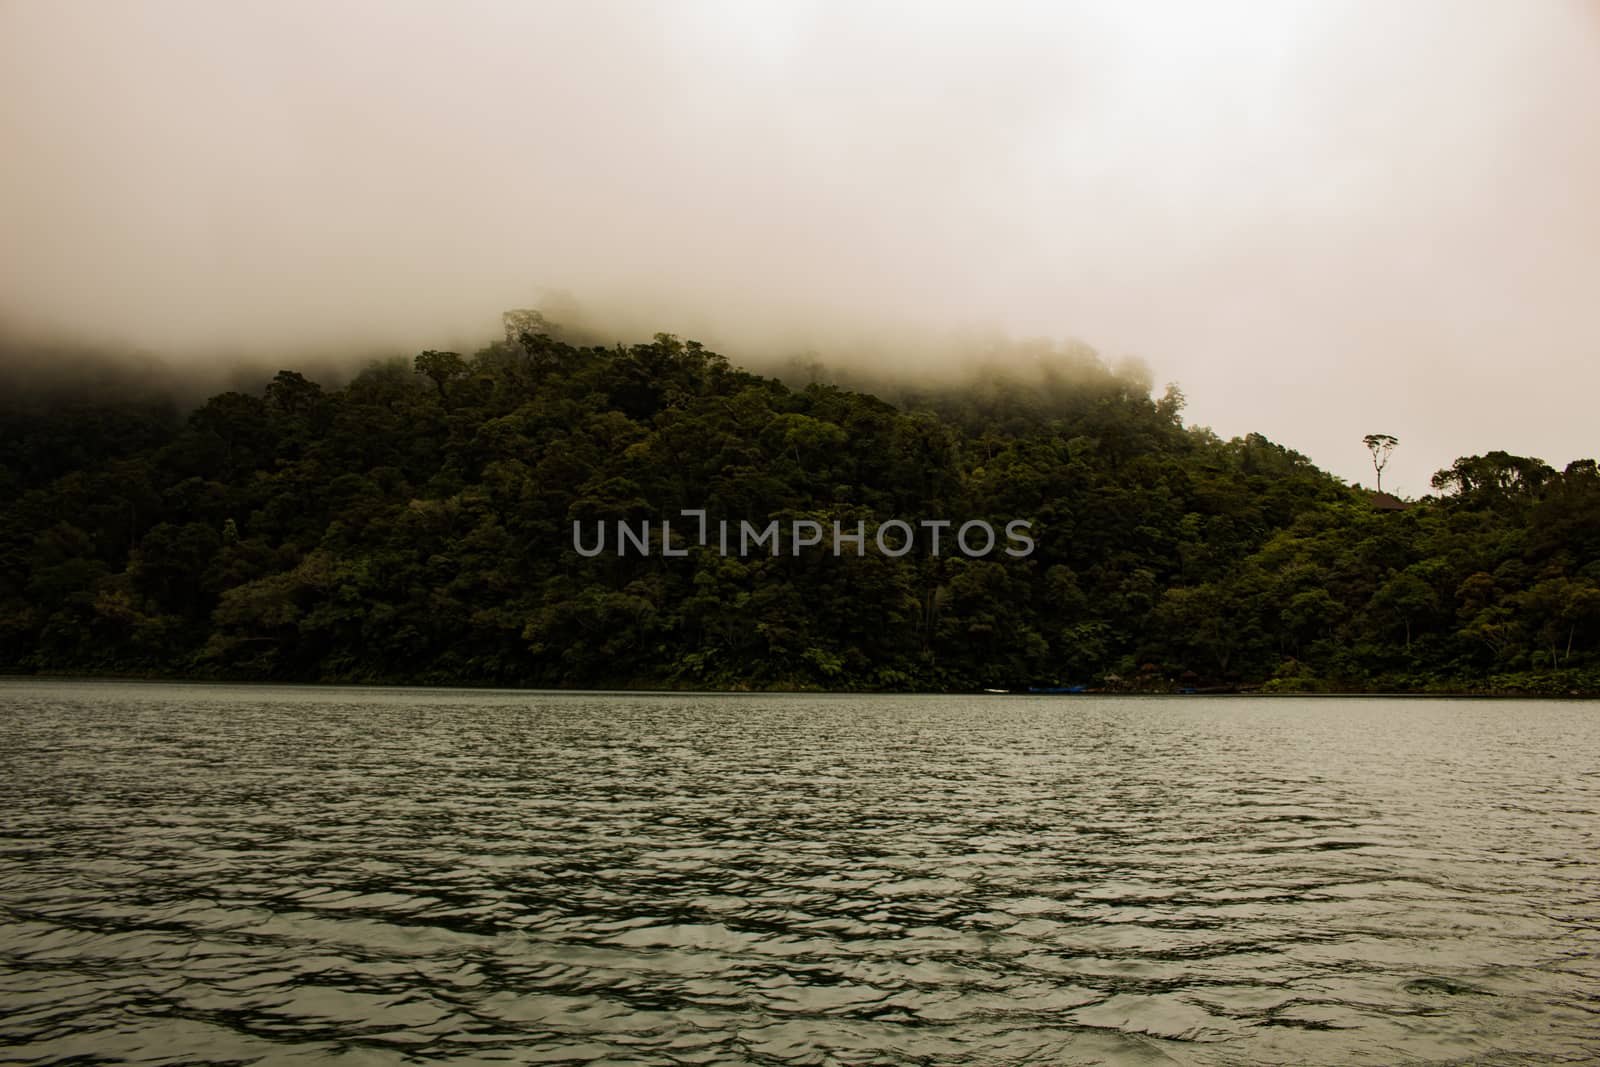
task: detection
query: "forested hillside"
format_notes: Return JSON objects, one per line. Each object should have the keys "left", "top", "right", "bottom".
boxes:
{"left": 3, "top": 324, "right": 1597, "bottom": 693}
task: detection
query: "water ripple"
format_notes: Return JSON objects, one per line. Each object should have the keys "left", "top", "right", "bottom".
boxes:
{"left": 2, "top": 682, "right": 1598, "bottom": 1065}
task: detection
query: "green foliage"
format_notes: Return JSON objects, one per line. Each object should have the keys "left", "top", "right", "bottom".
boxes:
{"left": 2, "top": 326, "right": 1598, "bottom": 692}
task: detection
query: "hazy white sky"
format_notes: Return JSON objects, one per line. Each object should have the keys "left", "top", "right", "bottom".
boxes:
{"left": 2, "top": 1, "right": 1597, "bottom": 494}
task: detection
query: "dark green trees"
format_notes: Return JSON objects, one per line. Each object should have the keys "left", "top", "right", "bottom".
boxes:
{"left": 1, "top": 326, "right": 1596, "bottom": 693}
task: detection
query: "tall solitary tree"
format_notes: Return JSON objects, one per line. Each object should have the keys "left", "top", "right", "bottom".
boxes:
{"left": 1364, "top": 433, "right": 1398, "bottom": 493}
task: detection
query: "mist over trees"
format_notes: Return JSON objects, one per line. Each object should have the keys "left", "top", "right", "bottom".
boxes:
{"left": 2, "top": 322, "right": 1597, "bottom": 693}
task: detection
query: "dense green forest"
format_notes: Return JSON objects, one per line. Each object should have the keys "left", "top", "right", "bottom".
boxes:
{"left": 3, "top": 320, "right": 1598, "bottom": 693}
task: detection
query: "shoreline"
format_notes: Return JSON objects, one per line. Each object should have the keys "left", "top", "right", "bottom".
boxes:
{"left": 4, "top": 671, "right": 1596, "bottom": 699}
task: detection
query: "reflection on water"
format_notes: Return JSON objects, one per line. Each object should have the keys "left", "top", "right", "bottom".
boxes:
{"left": 1, "top": 681, "right": 1597, "bottom": 1065}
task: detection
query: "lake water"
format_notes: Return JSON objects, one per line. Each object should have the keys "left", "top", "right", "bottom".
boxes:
{"left": 1, "top": 681, "right": 1597, "bottom": 1065}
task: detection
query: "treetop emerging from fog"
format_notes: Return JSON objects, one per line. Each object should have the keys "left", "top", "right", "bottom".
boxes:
{"left": 2, "top": 1, "right": 1598, "bottom": 495}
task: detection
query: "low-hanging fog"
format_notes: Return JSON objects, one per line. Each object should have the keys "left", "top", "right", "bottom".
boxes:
{"left": 2, "top": 1, "right": 1597, "bottom": 496}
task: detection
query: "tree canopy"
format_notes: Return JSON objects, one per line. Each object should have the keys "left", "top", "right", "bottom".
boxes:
{"left": 2, "top": 326, "right": 1597, "bottom": 694}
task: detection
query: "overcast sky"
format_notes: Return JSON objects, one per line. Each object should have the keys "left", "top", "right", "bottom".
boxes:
{"left": 2, "top": 1, "right": 1596, "bottom": 495}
